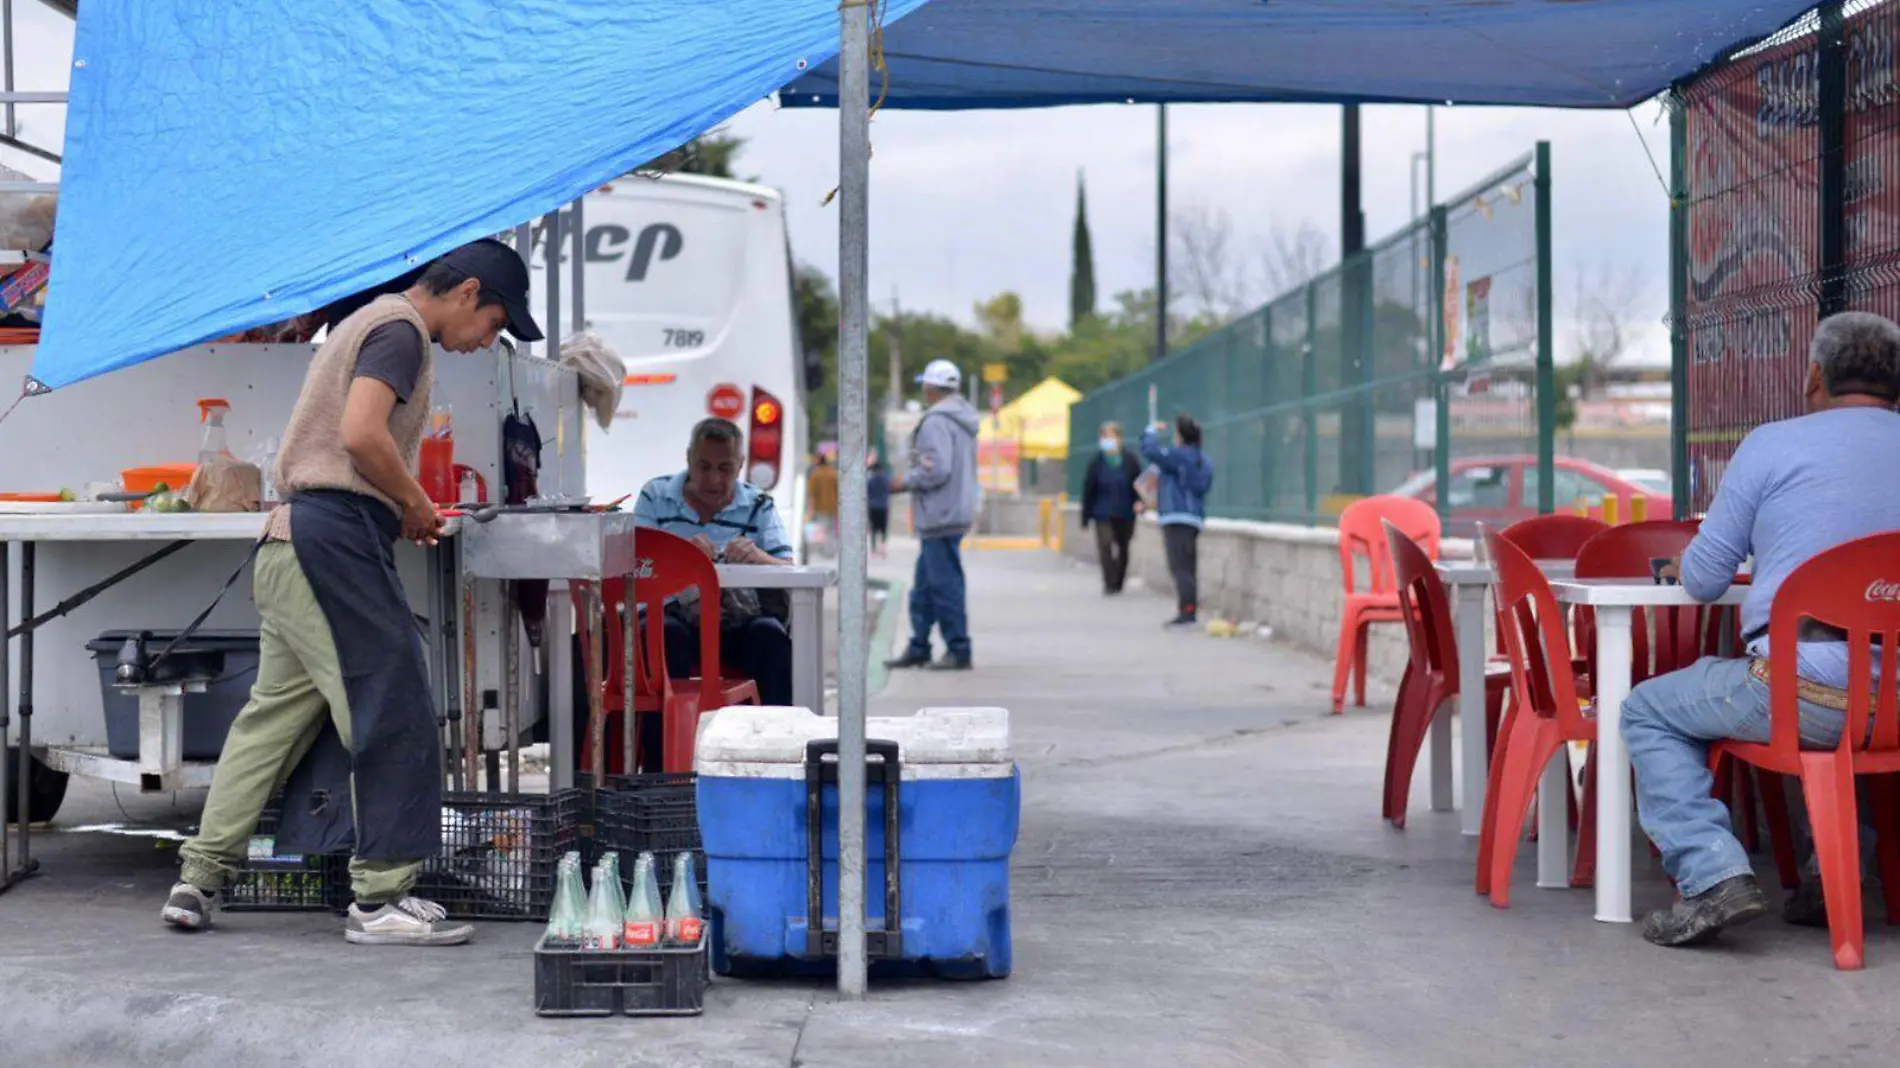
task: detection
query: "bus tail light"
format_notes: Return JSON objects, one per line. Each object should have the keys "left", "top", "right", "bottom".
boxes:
{"left": 749, "top": 386, "right": 784, "bottom": 490}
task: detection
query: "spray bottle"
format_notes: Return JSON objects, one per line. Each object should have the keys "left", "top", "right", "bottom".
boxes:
{"left": 196, "top": 398, "right": 234, "bottom": 463}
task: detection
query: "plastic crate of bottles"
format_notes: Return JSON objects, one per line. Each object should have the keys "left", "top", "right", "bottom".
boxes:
{"left": 223, "top": 805, "right": 348, "bottom": 912}
{"left": 535, "top": 850, "right": 710, "bottom": 1016}
{"left": 415, "top": 788, "right": 585, "bottom": 921}
{"left": 532, "top": 932, "right": 709, "bottom": 1017}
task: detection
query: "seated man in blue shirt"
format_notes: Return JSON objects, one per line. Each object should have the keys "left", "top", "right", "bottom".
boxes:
{"left": 633, "top": 417, "right": 795, "bottom": 709}
{"left": 1627, "top": 311, "right": 1900, "bottom": 948}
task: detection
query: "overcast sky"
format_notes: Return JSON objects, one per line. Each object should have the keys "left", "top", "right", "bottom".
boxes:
{"left": 8, "top": 4, "right": 1672, "bottom": 364}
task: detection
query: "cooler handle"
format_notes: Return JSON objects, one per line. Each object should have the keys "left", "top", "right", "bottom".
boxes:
{"left": 804, "top": 738, "right": 903, "bottom": 960}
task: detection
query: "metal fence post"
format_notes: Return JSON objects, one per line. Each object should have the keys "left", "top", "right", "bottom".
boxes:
{"left": 1534, "top": 141, "right": 1554, "bottom": 514}
{"left": 1819, "top": 0, "right": 1847, "bottom": 318}
{"left": 1430, "top": 205, "right": 1451, "bottom": 526}
{"left": 1303, "top": 282, "right": 1319, "bottom": 524}
{"left": 1668, "top": 94, "right": 1691, "bottom": 520}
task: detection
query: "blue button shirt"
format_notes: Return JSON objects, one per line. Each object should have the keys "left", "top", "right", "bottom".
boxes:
{"left": 632, "top": 472, "right": 794, "bottom": 560}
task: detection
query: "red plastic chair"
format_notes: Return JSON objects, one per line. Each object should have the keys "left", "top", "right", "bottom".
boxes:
{"left": 1333, "top": 496, "right": 1441, "bottom": 714}
{"left": 1709, "top": 531, "right": 1900, "bottom": 970}
{"left": 1500, "top": 514, "right": 1609, "bottom": 561}
{"left": 1383, "top": 520, "right": 1510, "bottom": 827}
{"left": 574, "top": 528, "right": 761, "bottom": 775}
{"left": 1476, "top": 527, "right": 1596, "bottom": 907}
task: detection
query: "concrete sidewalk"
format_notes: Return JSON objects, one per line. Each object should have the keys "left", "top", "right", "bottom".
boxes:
{"left": 0, "top": 543, "right": 1893, "bottom": 1066}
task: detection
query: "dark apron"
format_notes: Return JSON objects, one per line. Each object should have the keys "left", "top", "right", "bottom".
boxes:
{"left": 273, "top": 490, "right": 443, "bottom": 861}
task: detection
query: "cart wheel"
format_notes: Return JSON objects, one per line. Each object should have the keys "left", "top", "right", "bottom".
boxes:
{"left": 4, "top": 748, "right": 69, "bottom": 825}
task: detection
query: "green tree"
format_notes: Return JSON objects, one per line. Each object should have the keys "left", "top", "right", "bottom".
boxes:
{"left": 1070, "top": 174, "right": 1097, "bottom": 328}
{"left": 638, "top": 131, "right": 751, "bottom": 180}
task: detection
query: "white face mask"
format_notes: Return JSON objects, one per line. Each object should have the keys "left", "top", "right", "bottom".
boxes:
{"left": 1100, "top": 437, "right": 1119, "bottom": 453}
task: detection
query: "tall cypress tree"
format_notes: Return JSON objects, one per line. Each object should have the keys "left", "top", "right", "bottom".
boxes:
{"left": 1069, "top": 172, "right": 1097, "bottom": 328}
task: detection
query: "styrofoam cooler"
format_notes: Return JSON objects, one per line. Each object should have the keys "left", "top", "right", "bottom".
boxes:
{"left": 695, "top": 705, "right": 1018, "bottom": 979}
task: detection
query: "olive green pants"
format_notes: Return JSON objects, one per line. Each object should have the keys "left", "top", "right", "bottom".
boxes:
{"left": 177, "top": 542, "right": 421, "bottom": 905}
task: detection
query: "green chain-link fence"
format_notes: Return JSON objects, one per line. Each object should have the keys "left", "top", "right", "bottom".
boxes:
{"left": 1069, "top": 144, "right": 1553, "bottom": 535}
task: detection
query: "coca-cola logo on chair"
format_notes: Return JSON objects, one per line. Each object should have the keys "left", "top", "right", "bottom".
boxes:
{"left": 1865, "top": 579, "right": 1900, "bottom": 603}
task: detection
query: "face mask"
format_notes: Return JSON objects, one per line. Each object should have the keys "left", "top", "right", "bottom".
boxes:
{"left": 1099, "top": 438, "right": 1119, "bottom": 453}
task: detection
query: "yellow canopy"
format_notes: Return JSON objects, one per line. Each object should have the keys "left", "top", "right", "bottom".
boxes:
{"left": 978, "top": 377, "right": 1082, "bottom": 461}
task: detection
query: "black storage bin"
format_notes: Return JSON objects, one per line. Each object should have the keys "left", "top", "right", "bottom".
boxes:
{"left": 533, "top": 933, "right": 709, "bottom": 1017}
{"left": 598, "top": 773, "right": 705, "bottom": 896}
{"left": 86, "top": 630, "right": 260, "bottom": 761}
{"left": 417, "top": 789, "right": 586, "bottom": 921}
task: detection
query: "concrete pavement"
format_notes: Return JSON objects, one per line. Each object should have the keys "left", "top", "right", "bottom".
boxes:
{"left": 0, "top": 540, "right": 1893, "bottom": 1066}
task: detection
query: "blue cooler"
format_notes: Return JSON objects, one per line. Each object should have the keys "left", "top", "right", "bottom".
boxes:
{"left": 696, "top": 706, "right": 1018, "bottom": 979}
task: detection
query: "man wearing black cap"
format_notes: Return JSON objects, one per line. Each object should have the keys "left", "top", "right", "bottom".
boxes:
{"left": 162, "top": 238, "right": 543, "bottom": 946}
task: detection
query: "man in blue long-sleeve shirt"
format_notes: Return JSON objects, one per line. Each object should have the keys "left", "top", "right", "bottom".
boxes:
{"left": 1626, "top": 311, "right": 1900, "bottom": 948}
{"left": 1141, "top": 413, "right": 1215, "bottom": 627}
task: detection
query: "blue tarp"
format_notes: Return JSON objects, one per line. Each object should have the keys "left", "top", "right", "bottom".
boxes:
{"left": 31, "top": 0, "right": 929, "bottom": 390}
{"left": 782, "top": 0, "right": 1816, "bottom": 111}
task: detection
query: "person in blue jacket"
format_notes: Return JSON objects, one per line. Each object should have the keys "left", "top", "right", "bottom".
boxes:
{"left": 1141, "top": 413, "right": 1214, "bottom": 628}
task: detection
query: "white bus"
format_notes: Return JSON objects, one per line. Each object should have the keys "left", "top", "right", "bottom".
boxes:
{"left": 528, "top": 174, "right": 816, "bottom": 550}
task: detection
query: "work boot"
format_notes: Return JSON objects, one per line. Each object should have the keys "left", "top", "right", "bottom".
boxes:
{"left": 884, "top": 650, "right": 932, "bottom": 670}
{"left": 345, "top": 896, "right": 475, "bottom": 947}
{"left": 1163, "top": 614, "right": 1198, "bottom": 629}
{"left": 161, "top": 882, "right": 216, "bottom": 931}
{"left": 927, "top": 655, "right": 972, "bottom": 672}
{"left": 1782, "top": 879, "right": 1829, "bottom": 928}
{"left": 1642, "top": 874, "right": 1768, "bottom": 947}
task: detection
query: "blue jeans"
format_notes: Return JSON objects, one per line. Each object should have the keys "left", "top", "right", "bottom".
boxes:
{"left": 907, "top": 535, "right": 970, "bottom": 661}
{"left": 1622, "top": 656, "right": 1843, "bottom": 896}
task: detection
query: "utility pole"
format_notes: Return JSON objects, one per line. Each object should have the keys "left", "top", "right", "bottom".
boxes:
{"left": 1155, "top": 103, "right": 1169, "bottom": 363}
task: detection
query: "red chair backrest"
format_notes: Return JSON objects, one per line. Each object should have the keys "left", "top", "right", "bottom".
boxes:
{"left": 1500, "top": 514, "right": 1608, "bottom": 561}
{"left": 1386, "top": 519, "right": 1460, "bottom": 692}
{"left": 1762, "top": 531, "right": 1900, "bottom": 762}
{"left": 598, "top": 527, "right": 726, "bottom": 715}
{"left": 1340, "top": 495, "right": 1440, "bottom": 596}
{"left": 1574, "top": 520, "right": 1705, "bottom": 681}
{"left": 1483, "top": 526, "right": 1590, "bottom": 736}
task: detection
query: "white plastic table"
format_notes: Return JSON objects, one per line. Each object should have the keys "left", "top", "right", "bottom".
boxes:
{"left": 716, "top": 563, "right": 836, "bottom": 715}
{"left": 1434, "top": 558, "right": 1575, "bottom": 836}
{"left": 1548, "top": 578, "right": 1748, "bottom": 923}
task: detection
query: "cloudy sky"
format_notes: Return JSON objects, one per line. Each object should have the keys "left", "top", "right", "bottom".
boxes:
{"left": 7, "top": 3, "right": 1673, "bottom": 364}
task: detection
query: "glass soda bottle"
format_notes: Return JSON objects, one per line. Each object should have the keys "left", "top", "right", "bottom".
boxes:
{"left": 583, "top": 862, "right": 621, "bottom": 950}
{"left": 599, "top": 851, "right": 627, "bottom": 919}
{"left": 665, "top": 851, "right": 704, "bottom": 946}
{"left": 623, "top": 852, "right": 664, "bottom": 948}
{"left": 546, "top": 852, "right": 586, "bottom": 945}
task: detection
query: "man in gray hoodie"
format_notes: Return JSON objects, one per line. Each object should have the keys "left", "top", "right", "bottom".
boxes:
{"left": 886, "top": 359, "right": 981, "bottom": 670}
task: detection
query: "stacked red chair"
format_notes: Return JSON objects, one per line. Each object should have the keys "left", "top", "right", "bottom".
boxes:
{"left": 1333, "top": 496, "right": 1440, "bottom": 715}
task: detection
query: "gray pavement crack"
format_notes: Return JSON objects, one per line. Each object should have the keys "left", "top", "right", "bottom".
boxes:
{"left": 787, "top": 989, "right": 817, "bottom": 1067}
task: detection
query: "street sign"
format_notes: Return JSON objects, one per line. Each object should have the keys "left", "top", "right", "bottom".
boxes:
{"left": 982, "top": 362, "right": 1009, "bottom": 384}
{"left": 707, "top": 383, "right": 745, "bottom": 420}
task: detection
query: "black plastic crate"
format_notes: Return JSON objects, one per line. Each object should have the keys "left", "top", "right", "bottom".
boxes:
{"left": 598, "top": 774, "right": 704, "bottom": 895}
{"left": 224, "top": 806, "right": 348, "bottom": 912}
{"left": 417, "top": 789, "right": 585, "bottom": 921}
{"left": 533, "top": 932, "right": 709, "bottom": 1017}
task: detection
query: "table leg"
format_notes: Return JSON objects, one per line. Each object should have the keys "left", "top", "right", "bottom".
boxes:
{"left": 461, "top": 577, "right": 480, "bottom": 790}
{"left": 1594, "top": 605, "right": 1636, "bottom": 923}
{"left": 1454, "top": 583, "right": 1488, "bottom": 836}
{"left": 426, "top": 545, "right": 449, "bottom": 789}
{"left": 1429, "top": 698, "right": 1454, "bottom": 813}
{"left": 791, "top": 586, "right": 823, "bottom": 713}
{"left": 1536, "top": 738, "right": 1569, "bottom": 889}
{"left": 17, "top": 542, "right": 32, "bottom": 870}
{"left": 548, "top": 583, "right": 575, "bottom": 790}
{"left": 620, "top": 578, "right": 636, "bottom": 777}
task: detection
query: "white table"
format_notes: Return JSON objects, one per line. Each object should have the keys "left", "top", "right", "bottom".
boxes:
{"left": 1548, "top": 578, "right": 1748, "bottom": 922}
{"left": 1434, "top": 558, "right": 1576, "bottom": 837}
{"left": 716, "top": 563, "right": 837, "bottom": 715}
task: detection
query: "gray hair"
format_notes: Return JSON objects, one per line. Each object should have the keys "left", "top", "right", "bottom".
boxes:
{"left": 1811, "top": 311, "right": 1900, "bottom": 402}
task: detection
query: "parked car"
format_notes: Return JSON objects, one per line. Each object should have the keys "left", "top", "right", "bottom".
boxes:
{"left": 1389, "top": 456, "right": 1670, "bottom": 536}
{"left": 1615, "top": 468, "right": 1672, "bottom": 497}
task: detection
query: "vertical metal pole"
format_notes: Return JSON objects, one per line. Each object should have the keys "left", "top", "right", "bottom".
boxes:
{"left": 1425, "top": 107, "right": 1435, "bottom": 228}
{"left": 1342, "top": 105, "right": 1369, "bottom": 495}
{"left": 1155, "top": 104, "right": 1169, "bottom": 363}
{"left": 1431, "top": 205, "right": 1451, "bottom": 525}
{"left": 570, "top": 196, "right": 586, "bottom": 333}
{"left": 16, "top": 542, "right": 29, "bottom": 866}
{"left": 1534, "top": 141, "right": 1555, "bottom": 514}
{"left": 3, "top": 0, "right": 15, "bottom": 140}
{"left": 1302, "top": 283, "right": 1319, "bottom": 524}
{"left": 0, "top": 540, "right": 9, "bottom": 882}
{"left": 836, "top": 0, "right": 873, "bottom": 1002}
{"left": 545, "top": 210, "right": 563, "bottom": 365}
{"left": 1819, "top": 0, "right": 1847, "bottom": 317}
{"left": 1668, "top": 95, "right": 1691, "bottom": 520}
{"left": 513, "top": 224, "right": 535, "bottom": 358}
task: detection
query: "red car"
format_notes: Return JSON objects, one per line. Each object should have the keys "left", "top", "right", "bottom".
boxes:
{"left": 1390, "top": 456, "right": 1671, "bottom": 536}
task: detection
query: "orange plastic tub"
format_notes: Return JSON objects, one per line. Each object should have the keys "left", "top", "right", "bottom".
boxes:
{"left": 122, "top": 464, "right": 196, "bottom": 510}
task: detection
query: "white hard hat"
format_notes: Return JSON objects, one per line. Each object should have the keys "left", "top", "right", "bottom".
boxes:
{"left": 915, "top": 359, "right": 961, "bottom": 391}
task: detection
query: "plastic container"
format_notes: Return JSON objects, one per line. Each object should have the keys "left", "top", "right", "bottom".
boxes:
{"left": 598, "top": 773, "right": 707, "bottom": 897}
{"left": 121, "top": 463, "right": 197, "bottom": 510}
{"left": 85, "top": 630, "right": 260, "bottom": 761}
{"left": 695, "top": 706, "right": 1019, "bottom": 980}
{"left": 533, "top": 930, "right": 709, "bottom": 1017}
{"left": 417, "top": 788, "right": 586, "bottom": 921}
{"left": 224, "top": 802, "right": 349, "bottom": 912}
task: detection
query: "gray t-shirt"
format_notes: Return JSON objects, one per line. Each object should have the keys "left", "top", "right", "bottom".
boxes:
{"left": 352, "top": 321, "right": 424, "bottom": 403}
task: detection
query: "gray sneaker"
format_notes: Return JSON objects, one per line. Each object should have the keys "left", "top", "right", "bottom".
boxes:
{"left": 161, "top": 881, "right": 215, "bottom": 931}
{"left": 345, "top": 896, "right": 474, "bottom": 947}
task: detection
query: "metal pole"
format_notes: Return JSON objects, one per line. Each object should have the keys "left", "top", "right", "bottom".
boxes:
{"left": 1155, "top": 104, "right": 1168, "bottom": 363}
{"left": 16, "top": 541, "right": 29, "bottom": 866}
{"left": 1431, "top": 204, "right": 1451, "bottom": 525}
{"left": 0, "top": 540, "right": 9, "bottom": 883}
{"left": 1819, "top": 0, "right": 1847, "bottom": 317}
{"left": 570, "top": 196, "right": 586, "bottom": 333}
{"left": 1534, "top": 141, "right": 1555, "bottom": 514}
{"left": 1425, "top": 106, "right": 1435, "bottom": 221}
{"left": 545, "top": 210, "right": 563, "bottom": 365}
{"left": 514, "top": 223, "right": 534, "bottom": 359}
{"left": 3, "top": 0, "right": 15, "bottom": 140}
{"left": 1668, "top": 95, "right": 1691, "bottom": 519}
{"left": 835, "top": 0, "right": 872, "bottom": 1002}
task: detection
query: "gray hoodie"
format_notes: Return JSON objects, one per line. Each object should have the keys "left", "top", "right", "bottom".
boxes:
{"left": 907, "top": 393, "right": 982, "bottom": 538}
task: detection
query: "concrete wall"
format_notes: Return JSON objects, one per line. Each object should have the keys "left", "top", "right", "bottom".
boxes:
{"left": 1062, "top": 507, "right": 1474, "bottom": 688}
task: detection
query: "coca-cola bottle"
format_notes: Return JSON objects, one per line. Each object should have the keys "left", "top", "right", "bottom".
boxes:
{"left": 623, "top": 852, "right": 664, "bottom": 948}
{"left": 599, "top": 851, "right": 627, "bottom": 919}
{"left": 583, "top": 862, "right": 621, "bottom": 950}
{"left": 665, "top": 851, "right": 704, "bottom": 946}
{"left": 545, "top": 852, "right": 586, "bottom": 945}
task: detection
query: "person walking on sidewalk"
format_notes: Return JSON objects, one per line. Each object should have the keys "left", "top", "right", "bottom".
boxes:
{"left": 1142, "top": 413, "right": 1214, "bottom": 628}
{"left": 805, "top": 453, "right": 839, "bottom": 560}
{"left": 1080, "top": 421, "right": 1142, "bottom": 594}
{"left": 886, "top": 359, "right": 980, "bottom": 671}
{"left": 866, "top": 456, "right": 892, "bottom": 558}
{"left": 162, "top": 238, "right": 544, "bottom": 946}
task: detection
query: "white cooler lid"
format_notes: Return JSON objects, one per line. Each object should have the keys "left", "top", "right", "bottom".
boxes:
{"left": 696, "top": 705, "right": 1012, "bottom": 768}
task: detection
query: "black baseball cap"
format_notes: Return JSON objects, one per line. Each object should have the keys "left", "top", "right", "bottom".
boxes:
{"left": 433, "top": 237, "right": 544, "bottom": 342}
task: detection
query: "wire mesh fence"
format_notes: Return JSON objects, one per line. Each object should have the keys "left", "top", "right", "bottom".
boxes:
{"left": 1069, "top": 148, "right": 1550, "bottom": 533}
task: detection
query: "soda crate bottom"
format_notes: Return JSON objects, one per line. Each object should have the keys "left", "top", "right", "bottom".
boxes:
{"left": 533, "top": 933, "right": 710, "bottom": 1017}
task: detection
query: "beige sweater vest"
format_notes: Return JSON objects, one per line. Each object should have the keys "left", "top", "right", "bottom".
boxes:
{"left": 265, "top": 295, "right": 434, "bottom": 540}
